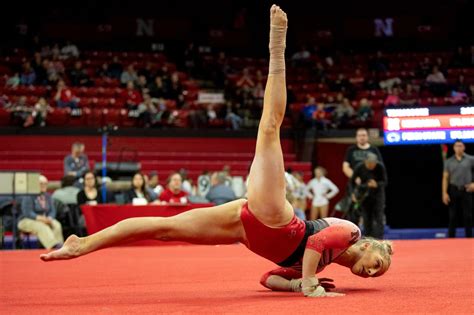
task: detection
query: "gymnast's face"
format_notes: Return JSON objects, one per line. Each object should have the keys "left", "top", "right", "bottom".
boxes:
{"left": 351, "top": 244, "right": 389, "bottom": 278}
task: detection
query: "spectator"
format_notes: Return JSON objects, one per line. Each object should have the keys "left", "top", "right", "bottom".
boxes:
{"left": 332, "top": 98, "right": 355, "bottom": 128}
{"left": 302, "top": 96, "right": 317, "bottom": 127}
{"left": 160, "top": 173, "right": 189, "bottom": 204}
{"left": 97, "top": 63, "right": 112, "bottom": 78}
{"left": 121, "top": 64, "right": 138, "bottom": 85}
{"left": 167, "top": 73, "right": 183, "bottom": 102}
{"left": 399, "top": 84, "right": 418, "bottom": 106}
{"left": 450, "top": 46, "right": 469, "bottom": 68}
{"left": 311, "top": 103, "right": 330, "bottom": 130}
{"left": 291, "top": 45, "right": 311, "bottom": 67}
{"left": 33, "top": 53, "right": 48, "bottom": 85}
{"left": 342, "top": 128, "right": 384, "bottom": 225}
{"left": 384, "top": 87, "right": 401, "bottom": 106}
{"left": 77, "top": 171, "right": 108, "bottom": 205}
{"left": 426, "top": 66, "right": 448, "bottom": 96}
{"left": 68, "top": 61, "right": 91, "bottom": 86}
{"left": 442, "top": 140, "right": 474, "bottom": 238}
{"left": 351, "top": 153, "right": 387, "bottom": 238}
{"left": 136, "top": 75, "right": 148, "bottom": 93}
{"left": 330, "top": 73, "right": 351, "bottom": 92}
{"left": 121, "top": 81, "right": 142, "bottom": 110}
{"left": 20, "top": 61, "right": 36, "bottom": 85}
{"left": 54, "top": 80, "right": 78, "bottom": 109}
{"left": 148, "top": 171, "right": 164, "bottom": 197}
{"left": 417, "top": 57, "right": 432, "bottom": 78}
{"left": 356, "top": 98, "right": 373, "bottom": 122}
{"left": 124, "top": 172, "right": 151, "bottom": 204}
{"left": 108, "top": 56, "right": 123, "bottom": 79}
{"left": 60, "top": 41, "right": 80, "bottom": 59}
{"left": 9, "top": 96, "right": 30, "bottom": 126}
{"left": 225, "top": 102, "right": 243, "bottom": 130}
{"left": 179, "top": 168, "right": 193, "bottom": 194}
{"left": 18, "top": 175, "right": 64, "bottom": 249}
{"left": 206, "top": 172, "right": 236, "bottom": 205}
{"left": 148, "top": 76, "right": 167, "bottom": 99}
{"left": 138, "top": 62, "right": 154, "bottom": 82}
{"left": 426, "top": 65, "right": 447, "bottom": 84}
{"left": 43, "top": 59, "right": 59, "bottom": 85}
{"left": 64, "top": 142, "right": 90, "bottom": 184}
{"left": 138, "top": 93, "right": 158, "bottom": 127}
{"left": 305, "top": 166, "right": 339, "bottom": 220}
{"left": 349, "top": 68, "right": 365, "bottom": 88}
{"left": 453, "top": 75, "right": 471, "bottom": 96}
{"left": 25, "top": 97, "right": 52, "bottom": 127}
{"left": 52, "top": 175, "right": 80, "bottom": 205}
{"left": 6, "top": 73, "right": 20, "bottom": 88}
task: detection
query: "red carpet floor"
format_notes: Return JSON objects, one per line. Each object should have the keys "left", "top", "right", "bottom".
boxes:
{"left": 1, "top": 239, "right": 473, "bottom": 314}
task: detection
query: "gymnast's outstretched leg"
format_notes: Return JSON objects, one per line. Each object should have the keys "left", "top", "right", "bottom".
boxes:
{"left": 246, "top": 5, "right": 293, "bottom": 227}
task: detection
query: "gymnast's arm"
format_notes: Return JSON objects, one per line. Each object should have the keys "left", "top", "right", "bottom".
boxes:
{"left": 301, "top": 224, "right": 360, "bottom": 297}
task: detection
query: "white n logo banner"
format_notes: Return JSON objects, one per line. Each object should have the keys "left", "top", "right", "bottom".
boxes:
{"left": 374, "top": 18, "right": 394, "bottom": 37}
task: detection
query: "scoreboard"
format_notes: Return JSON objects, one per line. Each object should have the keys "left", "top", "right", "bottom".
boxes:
{"left": 383, "top": 106, "right": 474, "bottom": 145}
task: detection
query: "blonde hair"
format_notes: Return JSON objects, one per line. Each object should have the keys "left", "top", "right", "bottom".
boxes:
{"left": 357, "top": 237, "right": 394, "bottom": 264}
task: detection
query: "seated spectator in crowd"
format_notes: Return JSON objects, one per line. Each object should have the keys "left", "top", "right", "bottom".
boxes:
{"left": 18, "top": 175, "right": 63, "bottom": 249}
{"left": 206, "top": 172, "right": 236, "bottom": 205}
{"left": 236, "top": 68, "right": 255, "bottom": 89}
{"left": 434, "top": 57, "right": 448, "bottom": 77}
{"left": 68, "top": 61, "right": 91, "bottom": 86}
{"left": 142, "top": 174, "right": 158, "bottom": 202}
{"left": 138, "top": 62, "right": 154, "bottom": 82}
{"left": 121, "top": 64, "right": 138, "bottom": 85}
{"left": 160, "top": 173, "right": 189, "bottom": 204}
{"left": 6, "top": 73, "right": 20, "bottom": 88}
{"left": 225, "top": 102, "right": 243, "bottom": 130}
{"left": 302, "top": 96, "right": 317, "bottom": 127}
{"left": 124, "top": 172, "right": 152, "bottom": 204}
{"left": 108, "top": 56, "right": 123, "bottom": 79}
{"left": 148, "top": 76, "right": 167, "bottom": 99}
{"left": 357, "top": 98, "right": 373, "bottom": 122}
{"left": 426, "top": 66, "right": 448, "bottom": 96}
{"left": 311, "top": 103, "right": 330, "bottom": 130}
{"left": 332, "top": 98, "right": 355, "bottom": 128}
{"left": 54, "top": 80, "right": 78, "bottom": 109}
{"left": 96, "top": 63, "right": 112, "bottom": 78}
{"left": 64, "top": 142, "right": 90, "bottom": 185}
{"left": 384, "top": 87, "right": 401, "bottom": 106}
{"left": 52, "top": 175, "right": 80, "bottom": 205}
{"left": 399, "top": 84, "right": 418, "bottom": 106}
{"left": 426, "top": 65, "right": 447, "bottom": 84}
{"left": 349, "top": 68, "right": 365, "bottom": 88}
{"left": 20, "top": 61, "right": 36, "bottom": 85}
{"left": 417, "top": 57, "right": 432, "bottom": 78}
{"left": 167, "top": 73, "right": 183, "bottom": 102}
{"left": 138, "top": 93, "right": 158, "bottom": 127}
{"left": 9, "top": 96, "right": 31, "bottom": 126}
{"left": 136, "top": 75, "right": 149, "bottom": 94}
{"left": 330, "top": 73, "right": 351, "bottom": 92}
{"left": 148, "top": 171, "right": 164, "bottom": 197}
{"left": 23, "top": 97, "right": 52, "bottom": 127}
{"left": 121, "top": 81, "right": 143, "bottom": 110}
{"left": 60, "top": 41, "right": 80, "bottom": 59}
{"left": 291, "top": 45, "right": 311, "bottom": 67}
{"left": 77, "top": 171, "right": 106, "bottom": 205}
{"left": 179, "top": 168, "right": 193, "bottom": 194}
{"left": 453, "top": 75, "right": 471, "bottom": 96}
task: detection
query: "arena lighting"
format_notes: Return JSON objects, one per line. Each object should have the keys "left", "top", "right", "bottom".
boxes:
{"left": 383, "top": 105, "right": 474, "bottom": 145}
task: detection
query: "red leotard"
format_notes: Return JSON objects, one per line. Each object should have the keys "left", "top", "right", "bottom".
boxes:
{"left": 240, "top": 202, "right": 306, "bottom": 264}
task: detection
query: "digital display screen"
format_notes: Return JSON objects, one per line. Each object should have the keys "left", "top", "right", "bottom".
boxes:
{"left": 383, "top": 106, "right": 474, "bottom": 145}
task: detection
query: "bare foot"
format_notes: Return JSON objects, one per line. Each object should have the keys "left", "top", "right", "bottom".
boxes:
{"left": 270, "top": 4, "right": 288, "bottom": 28}
{"left": 40, "top": 234, "right": 82, "bottom": 262}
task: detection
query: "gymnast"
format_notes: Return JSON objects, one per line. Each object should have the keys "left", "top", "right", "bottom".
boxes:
{"left": 40, "top": 5, "right": 393, "bottom": 297}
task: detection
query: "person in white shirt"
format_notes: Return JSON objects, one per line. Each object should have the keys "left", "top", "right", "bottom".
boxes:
{"left": 305, "top": 167, "right": 339, "bottom": 220}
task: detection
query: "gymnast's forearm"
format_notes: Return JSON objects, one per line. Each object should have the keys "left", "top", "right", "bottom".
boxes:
{"left": 80, "top": 217, "right": 163, "bottom": 255}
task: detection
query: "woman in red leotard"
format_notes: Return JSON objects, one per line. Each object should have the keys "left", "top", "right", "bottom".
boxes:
{"left": 40, "top": 5, "right": 393, "bottom": 297}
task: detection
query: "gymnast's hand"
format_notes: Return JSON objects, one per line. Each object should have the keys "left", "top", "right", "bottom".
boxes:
{"left": 302, "top": 277, "right": 345, "bottom": 297}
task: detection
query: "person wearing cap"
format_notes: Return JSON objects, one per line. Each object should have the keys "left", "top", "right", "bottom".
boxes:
{"left": 350, "top": 153, "right": 387, "bottom": 238}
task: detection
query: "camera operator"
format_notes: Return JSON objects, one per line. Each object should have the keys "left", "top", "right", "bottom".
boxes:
{"left": 350, "top": 153, "right": 387, "bottom": 238}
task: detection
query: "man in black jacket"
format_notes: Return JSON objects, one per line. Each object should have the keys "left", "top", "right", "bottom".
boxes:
{"left": 351, "top": 153, "right": 387, "bottom": 239}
